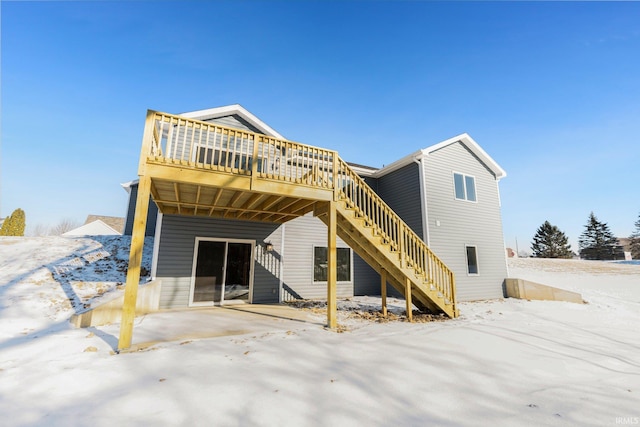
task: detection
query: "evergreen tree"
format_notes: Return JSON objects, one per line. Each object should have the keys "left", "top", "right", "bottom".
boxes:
{"left": 531, "top": 221, "right": 573, "bottom": 258}
{"left": 578, "top": 212, "right": 620, "bottom": 260}
{"left": 629, "top": 212, "right": 640, "bottom": 260}
{"left": 0, "top": 217, "right": 8, "bottom": 235}
{"left": 0, "top": 209, "right": 26, "bottom": 237}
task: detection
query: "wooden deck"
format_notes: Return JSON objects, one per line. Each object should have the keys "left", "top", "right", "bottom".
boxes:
{"left": 118, "top": 110, "right": 458, "bottom": 350}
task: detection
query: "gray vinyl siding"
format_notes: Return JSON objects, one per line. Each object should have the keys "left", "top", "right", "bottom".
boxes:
{"left": 123, "top": 184, "right": 158, "bottom": 236}
{"left": 422, "top": 142, "right": 507, "bottom": 301}
{"left": 377, "top": 162, "right": 423, "bottom": 238}
{"left": 351, "top": 171, "right": 409, "bottom": 298}
{"left": 351, "top": 175, "right": 384, "bottom": 296}
{"left": 282, "top": 213, "right": 353, "bottom": 300}
{"left": 362, "top": 176, "right": 378, "bottom": 191}
{"left": 353, "top": 254, "right": 380, "bottom": 296}
{"left": 155, "top": 215, "right": 282, "bottom": 308}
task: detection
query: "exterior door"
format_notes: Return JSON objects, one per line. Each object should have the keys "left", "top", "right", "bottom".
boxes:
{"left": 190, "top": 239, "right": 253, "bottom": 306}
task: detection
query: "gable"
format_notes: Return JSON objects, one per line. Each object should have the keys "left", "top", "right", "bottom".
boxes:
{"left": 422, "top": 133, "right": 506, "bottom": 180}
{"left": 369, "top": 133, "right": 506, "bottom": 181}
{"left": 201, "top": 114, "right": 263, "bottom": 134}
{"left": 429, "top": 141, "right": 498, "bottom": 180}
{"left": 178, "top": 104, "right": 284, "bottom": 139}
{"left": 85, "top": 215, "right": 125, "bottom": 234}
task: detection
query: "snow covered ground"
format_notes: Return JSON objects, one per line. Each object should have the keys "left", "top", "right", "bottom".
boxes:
{"left": 1, "top": 236, "right": 638, "bottom": 426}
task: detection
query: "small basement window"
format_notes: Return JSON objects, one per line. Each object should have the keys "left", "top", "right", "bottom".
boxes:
{"left": 454, "top": 173, "right": 477, "bottom": 202}
{"left": 466, "top": 246, "right": 479, "bottom": 275}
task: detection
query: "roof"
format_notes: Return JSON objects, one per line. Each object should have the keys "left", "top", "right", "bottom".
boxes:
{"left": 121, "top": 180, "right": 137, "bottom": 193}
{"left": 346, "top": 162, "right": 379, "bottom": 177}
{"left": 84, "top": 215, "right": 125, "bottom": 234}
{"left": 62, "top": 220, "right": 122, "bottom": 236}
{"left": 178, "top": 104, "right": 285, "bottom": 139}
{"left": 365, "top": 133, "right": 507, "bottom": 180}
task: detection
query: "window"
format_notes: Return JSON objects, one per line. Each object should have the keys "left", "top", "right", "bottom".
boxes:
{"left": 313, "top": 247, "right": 352, "bottom": 282}
{"left": 454, "top": 173, "right": 477, "bottom": 202}
{"left": 466, "top": 246, "right": 479, "bottom": 275}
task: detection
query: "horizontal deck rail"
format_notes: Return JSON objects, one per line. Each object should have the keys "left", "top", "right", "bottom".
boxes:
{"left": 140, "top": 110, "right": 456, "bottom": 313}
{"left": 143, "top": 111, "right": 335, "bottom": 191}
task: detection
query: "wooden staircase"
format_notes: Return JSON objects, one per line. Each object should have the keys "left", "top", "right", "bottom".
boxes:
{"left": 315, "top": 158, "right": 458, "bottom": 318}
{"left": 126, "top": 110, "right": 458, "bottom": 335}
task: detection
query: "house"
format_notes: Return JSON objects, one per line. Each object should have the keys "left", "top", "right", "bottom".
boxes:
{"left": 62, "top": 215, "right": 125, "bottom": 236}
{"left": 118, "top": 105, "right": 508, "bottom": 349}
{"left": 617, "top": 238, "right": 634, "bottom": 261}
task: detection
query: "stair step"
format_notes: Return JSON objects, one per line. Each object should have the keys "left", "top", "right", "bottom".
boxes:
{"left": 334, "top": 189, "right": 456, "bottom": 318}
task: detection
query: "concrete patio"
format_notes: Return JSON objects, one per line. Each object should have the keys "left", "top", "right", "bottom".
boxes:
{"left": 96, "top": 304, "right": 325, "bottom": 352}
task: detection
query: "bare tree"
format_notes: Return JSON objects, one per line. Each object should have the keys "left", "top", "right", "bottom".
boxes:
{"left": 30, "top": 223, "right": 51, "bottom": 236}
{"left": 49, "top": 218, "right": 81, "bottom": 236}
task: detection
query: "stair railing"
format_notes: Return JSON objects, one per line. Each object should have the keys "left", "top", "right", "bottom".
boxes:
{"left": 335, "top": 159, "right": 456, "bottom": 307}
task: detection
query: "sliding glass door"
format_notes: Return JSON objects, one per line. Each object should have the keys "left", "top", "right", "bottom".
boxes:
{"left": 190, "top": 239, "right": 253, "bottom": 306}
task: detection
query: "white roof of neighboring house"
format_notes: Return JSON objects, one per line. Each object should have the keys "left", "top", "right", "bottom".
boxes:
{"left": 62, "top": 220, "right": 122, "bottom": 236}
{"left": 179, "top": 104, "right": 285, "bottom": 139}
{"left": 356, "top": 133, "right": 507, "bottom": 180}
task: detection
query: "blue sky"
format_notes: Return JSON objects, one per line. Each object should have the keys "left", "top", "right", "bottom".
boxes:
{"left": 2, "top": 1, "right": 639, "bottom": 252}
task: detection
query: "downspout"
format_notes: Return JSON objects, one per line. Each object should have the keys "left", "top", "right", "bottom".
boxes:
{"left": 150, "top": 211, "right": 163, "bottom": 279}
{"left": 414, "top": 153, "right": 430, "bottom": 246}
{"left": 497, "top": 178, "right": 510, "bottom": 278}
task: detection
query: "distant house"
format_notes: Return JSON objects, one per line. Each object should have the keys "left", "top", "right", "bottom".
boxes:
{"left": 63, "top": 215, "right": 125, "bottom": 236}
{"left": 122, "top": 105, "right": 508, "bottom": 313}
{"left": 617, "top": 238, "right": 633, "bottom": 260}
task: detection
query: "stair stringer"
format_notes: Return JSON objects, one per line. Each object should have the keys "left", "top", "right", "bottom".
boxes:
{"left": 316, "top": 202, "right": 456, "bottom": 317}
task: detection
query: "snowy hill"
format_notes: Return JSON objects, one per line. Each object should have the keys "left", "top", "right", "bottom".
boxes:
{"left": 0, "top": 236, "right": 152, "bottom": 331}
{"left": 1, "top": 236, "right": 639, "bottom": 426}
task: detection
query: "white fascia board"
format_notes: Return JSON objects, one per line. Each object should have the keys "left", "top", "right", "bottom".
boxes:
{"left": 178, "top": 104, "right": 285, "bottom": 140}
{"left": 368, "top": 149, "right": 423, "bottom": 178}
{"left": 421, "top": 133, "right": 507, "bottom": 180}
{"left": 348, "top": 164, "right": 379, "bottom": 177}
{"left": 369, "top": 133, "right": 506, "bottom": 181}
{"left": 120, "top": 180, "right": 139, "bottom": 194}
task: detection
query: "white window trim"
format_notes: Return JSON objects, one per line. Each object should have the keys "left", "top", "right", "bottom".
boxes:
{"left": 188, "top": 237, "right": 255, "bottom": 307}
{"left": 465, "top": 245, "right": 480, "bottom": 276}
{"left": 312, "top": 245, "right": 354, "bottom": 284}
{"left": 452, "top": 171, "right": 478, "bottom": 203}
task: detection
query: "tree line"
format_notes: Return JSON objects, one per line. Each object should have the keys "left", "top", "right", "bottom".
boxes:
{"left": 531, "top": 212, "right": 640, "bottom": 260}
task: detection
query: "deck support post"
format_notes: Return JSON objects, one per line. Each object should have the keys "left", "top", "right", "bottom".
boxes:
{"left": 327, "top": 201, "right": 337, "bottom": 329}
{"left": 118, "top": 174, "right": 151, "bottom": 351}
{"left": 380, "top": 268, "right": 387, "bottom": 317}
{"left": 405, "top": 277, "right": 413, "bottom": 322}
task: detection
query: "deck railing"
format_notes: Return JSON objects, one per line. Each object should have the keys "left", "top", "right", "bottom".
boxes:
{"left": 142, "top": 110, "right": 456, "bottom": 310}
{"left": 145, "top": 111, "right": 335, "bottom": 190}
